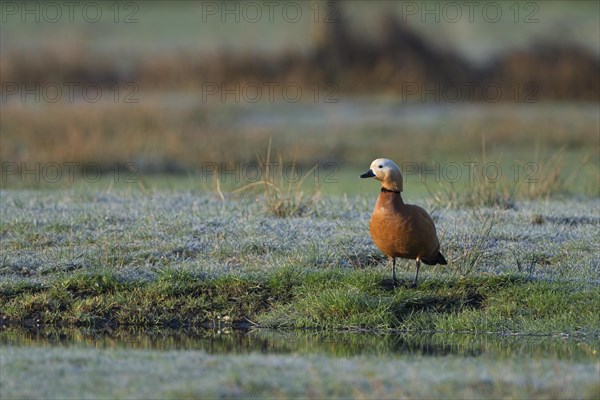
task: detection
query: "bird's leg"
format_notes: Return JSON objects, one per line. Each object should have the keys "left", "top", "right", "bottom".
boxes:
{"left": 409, "top": 259, "right": 421, "bottom": 288}
{"left": 392, "top": 257, "right": 398, "bottom": 287}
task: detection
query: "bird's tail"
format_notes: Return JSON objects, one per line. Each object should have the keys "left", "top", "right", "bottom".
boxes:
{"left": 423, "top": 251, "right": 447, "bottom": 266}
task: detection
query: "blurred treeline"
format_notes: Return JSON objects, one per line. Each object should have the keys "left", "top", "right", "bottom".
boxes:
{"left": 1, "top": 1, "right": 598, "bottom": 100}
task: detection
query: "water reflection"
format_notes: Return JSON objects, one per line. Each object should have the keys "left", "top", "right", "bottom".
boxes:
{"left": 1, "top": 325, "right": 597, "bottom": 360}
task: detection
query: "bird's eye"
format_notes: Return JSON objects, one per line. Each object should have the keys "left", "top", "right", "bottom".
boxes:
{"left": 378, "top": 165, "right": 383, "bottom": 168}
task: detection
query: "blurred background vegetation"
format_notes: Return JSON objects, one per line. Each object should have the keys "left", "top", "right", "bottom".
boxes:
{"left": 1, "top": 0, "right": 598, "bottom": 196}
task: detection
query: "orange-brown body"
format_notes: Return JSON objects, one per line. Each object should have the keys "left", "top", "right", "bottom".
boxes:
{"left": 370, "top": 191, "right": 441, "bottom": 264}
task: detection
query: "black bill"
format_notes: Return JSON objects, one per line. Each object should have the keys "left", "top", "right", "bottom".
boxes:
{"left": 360, "top": 170, "right": 375, "bottom": 178}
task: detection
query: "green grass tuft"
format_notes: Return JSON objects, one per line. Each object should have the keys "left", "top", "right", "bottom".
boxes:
{"left": 232, "top": 139, "right": 321, "bottom": 217}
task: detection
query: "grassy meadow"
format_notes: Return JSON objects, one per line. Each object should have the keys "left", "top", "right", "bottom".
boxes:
{"left": 2, "top": 1, "right": 600, "bottom": 399}
{"left": 1, "top": 188, "right": 599, "bottom": 398}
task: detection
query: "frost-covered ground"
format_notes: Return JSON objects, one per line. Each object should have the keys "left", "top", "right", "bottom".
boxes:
{"left": 1, "top": 190, "right": 598, "bottom": 285}
{"left": 2, "top": 345, "right": 598, "bottom": 399}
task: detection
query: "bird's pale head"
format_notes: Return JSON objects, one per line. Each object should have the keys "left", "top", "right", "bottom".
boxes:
{"left": 360, "top": 158, "right": 403, "bottom": 192}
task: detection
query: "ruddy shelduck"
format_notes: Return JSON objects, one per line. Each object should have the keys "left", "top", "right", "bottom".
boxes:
{"left": 361, "top": 158, "right": 447, "bottom": 287}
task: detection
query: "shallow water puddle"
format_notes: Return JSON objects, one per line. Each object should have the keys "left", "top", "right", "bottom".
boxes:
{"left": 1, "top": 325, "right": 597, "bottom": 360}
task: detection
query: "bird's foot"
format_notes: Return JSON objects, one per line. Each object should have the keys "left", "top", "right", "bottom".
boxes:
{"left": 407, "top": 281, "right": 418, "bottom": 289}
